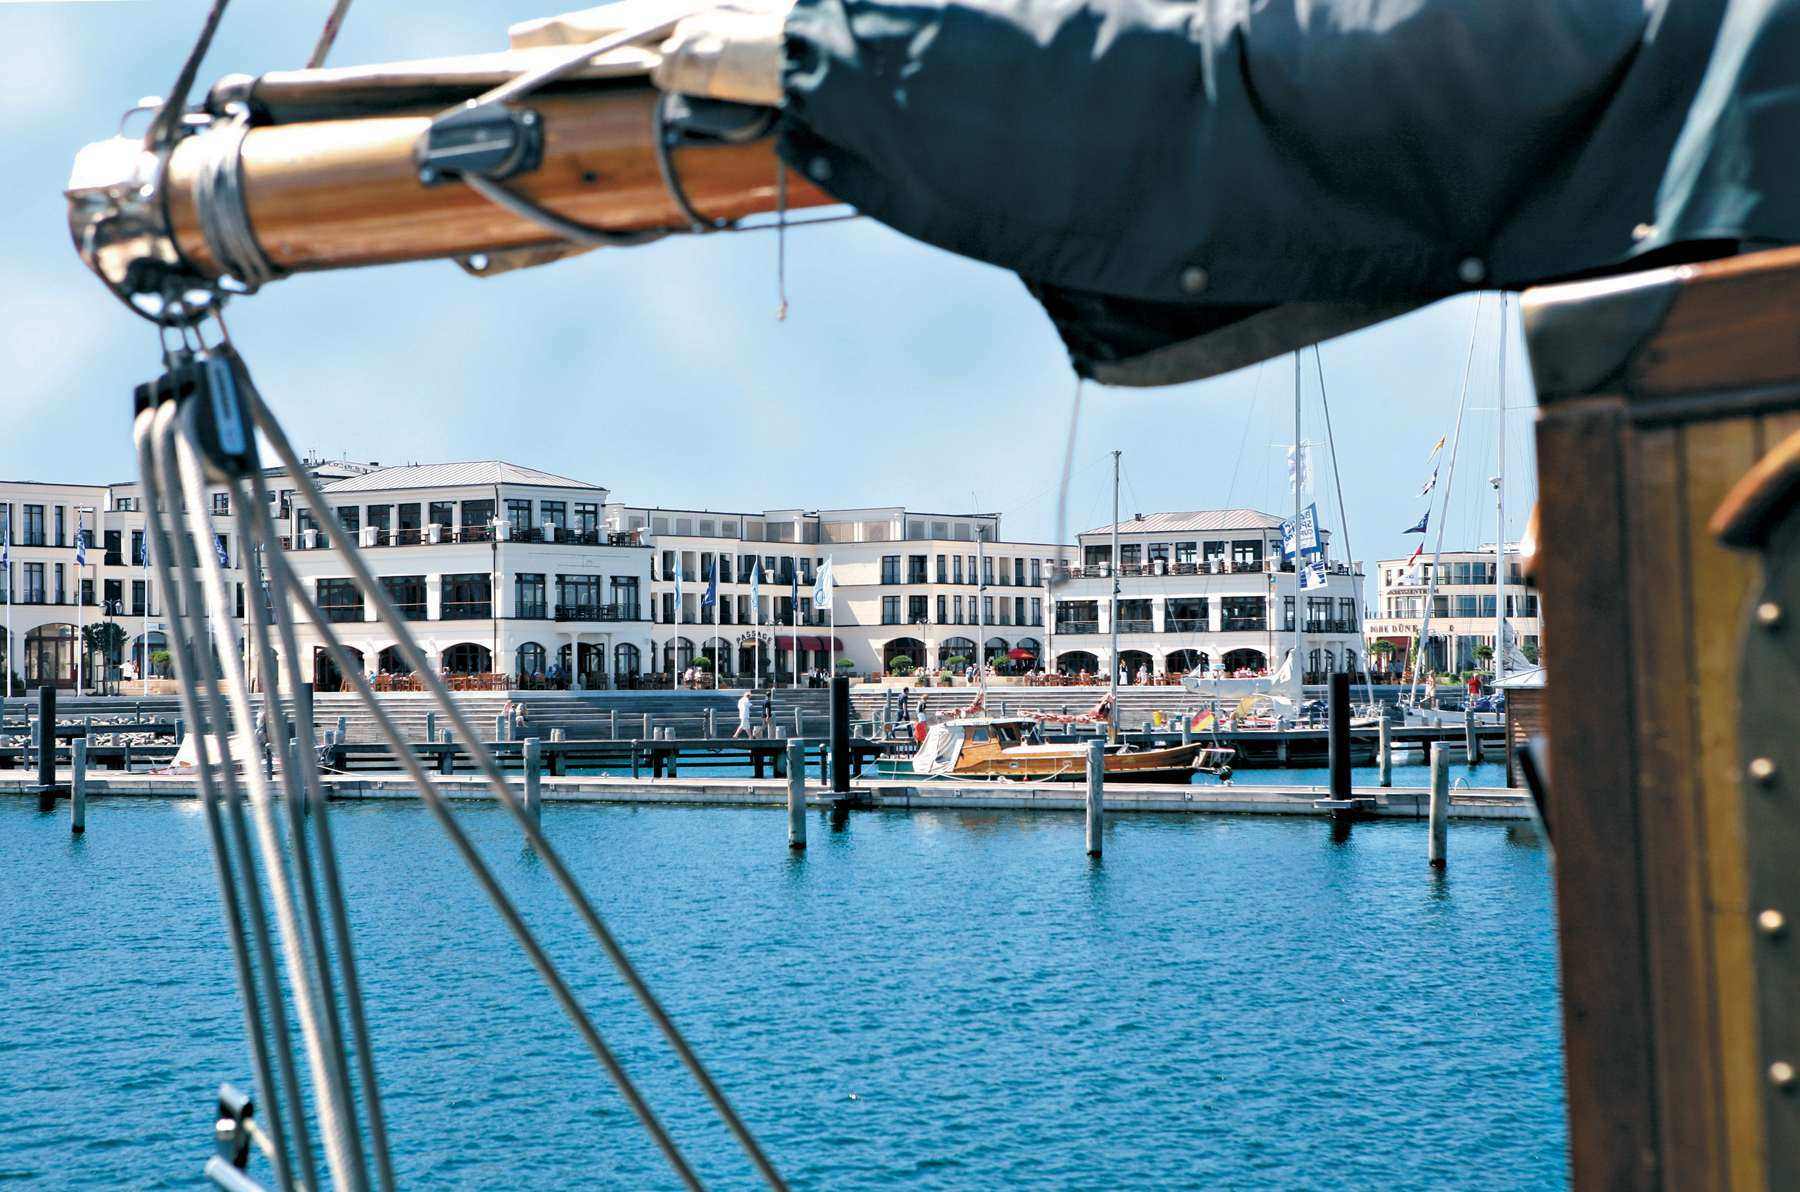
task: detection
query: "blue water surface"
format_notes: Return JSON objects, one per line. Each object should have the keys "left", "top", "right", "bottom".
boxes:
{"left": 0, "top": 796, "right": 1565, "bottom": 1188}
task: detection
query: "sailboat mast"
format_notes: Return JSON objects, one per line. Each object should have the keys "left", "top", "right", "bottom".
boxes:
{"left": 975, "top": 520, "right": 988, "bottom": 700}
{"left": 1292, "top": 353, "right": 1303, "bottom": 690}
{"left": 1109, "top": 449, "right": 1121, "bottom": 739}
{"left": 1494, "top": 293, "right": 1508, "bottom": 688}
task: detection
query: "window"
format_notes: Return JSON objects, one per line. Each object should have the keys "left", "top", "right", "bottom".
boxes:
{"left": 907, "top": 595, "right": 928, "bottom": 623}
{"left": 103, "top": 578, "right": 122, "bottom": 615}
{"left": 103, "top": 529, "right": 121, "bottom": 563}
{"left": 383, "top": 575, "right": 428, "bottom": 620}
{"left": 235, "top": 583, "right": 244, "bottom": 618}
{"left": 131, "top": 579, "right": 147, "bottom": 615}
{"left": 558, "top": 574, "right": 604, "bottom": 614}
{"left": 130, "top": 530, "right": 145, "bottom": 566}
{"left": 1117, "top": 599, "right": 1153, "bottom": 632}
{"left": 55, "top": 506, "right": 65, "bottom": 547}
{"left": 1221, "top": 596, "right": 1266, "bottom": 631}
{"left": 908, "top": 555, "right": 927, "bottom": 584}
{"left": 936, "top": 595, "right": 947, "bottom": 623}
{"left": 1030, "top": 558, "right": 1042, "bottom": 586}
{"left": 610, "top": 576, "right": 640, "bottom": 617}
{"left": 1338, "top": 598, "right": 1358, "bottom": 629}
{"left": 442, "top": 573, "right": 493, "bottom": 619}
{"left": 1030, "top": 598, "right": 1042, "bottom": 626}
{"left": 1120, "top": 544, "right": 1142, "bottom": 567}
{"left": 397, "top": 503, "right": 422, "bottom": 542}
{"left": 317, "top": 578, "right": 363, "bottom": 623}
{"left": 461, "top": 499, "right": 495, "bottom": 539}
{"left": 55, "top": 563, "right": 64, "bottom": 603}
{"left": 1174, "top": 541, "right": 1197, "bottom": 566}
{"left": 22, "top": 505, "right": 44, "bottom": 546}
{"left": 575, "top": 503, "right": 599, "bottom": 533}
{"left": 541, "top": 501, "right": 567, "bottom": 529}
{"left": 507, "top": 499, "right": 534, "bottom": 532}
{"left": 981, "top": 556, "right": 994, "bottom": 587}
{"left": 1014, "top": 597, "right": 1026, "bottom": 625}
{"left": 1306, "top": 597, "right": 1333, "bottom": 631}
{"left": 936, "top": 554, "right": 948, "bottom": 583}
{"left": 1203, "top": 540, "right": 1226, "bottom": 567}
{"left": 1166, "top": 597, "right": 1207, "bottom": 632}
{"left": 1056, "top": 600, "right": 1098, "bottom": 633}
{"left": 1147, "top": 543, "right": 1169, "bottom": 566}
{"left": 1283, "top": 596, "right": 1295, "bottom": 630}
{"left": 337, "top": 506, "right": 360, "bottom": 533}
{"left": 881, "top": 595, "right": 900, "bottom": 624}
{"left": 952, "top": 555, "right": 964, "bottom": 584}
{"left": 514, "top": 573, "right": 546, "bottom": 618}
{"left": 368, "top": 505, "right": 391, "bottom": 544}
{"left": 1014, "top": 558, "right": 1025, "bottom": 586}
{"left": 212, "top": 492, "right": 230, "bottom": 515}
{"left": 953, "top": 595, "right": 964, "bottom": 624}
{"left": 881, "top": 555, "right": 900, "bottom": 584}
{"left": 429, "top": 501, "right": 455, "bottom": 530}
{"left": 1232, "top": 540, "right": 1264, "bottom": 569}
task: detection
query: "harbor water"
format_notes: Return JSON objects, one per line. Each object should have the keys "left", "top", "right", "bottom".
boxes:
{"left": 0, "top": 795, "right": 1565, "bottom": 1188}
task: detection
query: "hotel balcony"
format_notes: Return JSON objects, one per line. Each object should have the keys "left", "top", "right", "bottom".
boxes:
{"left": 553, "top": 603, "right": 643, "bottom": 622}
{"left": 284, "top": 527, "right": 643, "bottom": 550}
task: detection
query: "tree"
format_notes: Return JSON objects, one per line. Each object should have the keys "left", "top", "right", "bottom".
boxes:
{"left": 1522, "top": 642, "right": 1540, "bottom": 664}
{"left": 887, "top": 656, "right": 915, "bottom": 675}
{"left": 85, "top": 622, "right": 126, "bottom": 660}
{"left": 1473, "top": 644, "right": 1495, "bottom": 670}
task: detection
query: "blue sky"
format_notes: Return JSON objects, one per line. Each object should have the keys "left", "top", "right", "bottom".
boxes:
{"left": 4, "top": 0, "right": 1536, "bottom": 570}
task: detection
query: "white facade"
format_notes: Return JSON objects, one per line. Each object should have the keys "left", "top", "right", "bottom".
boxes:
{"left": 0, "top": 459, "right": 368, "bottom": 691}
{"left": 1049, "top": 509, "right": 1367, "bottom": 681}
{"left": 282, "top": 463, "right": 652, "bottom": 689}
{"left": 1366, "top": 547, "right": 1542, "bottom": 676}
{"left": 605, "top": 503, "right": 1063, "bottom": 679}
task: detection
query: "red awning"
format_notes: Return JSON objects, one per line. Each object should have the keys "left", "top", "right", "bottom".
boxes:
{"left": 799, "top": 636, "right": 823, "bottom": 650}
{"left": 774, "top": 635, "right": 799, "bottom": 650}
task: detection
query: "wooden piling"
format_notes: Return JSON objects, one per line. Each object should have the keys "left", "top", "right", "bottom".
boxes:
{"left": 71, "top": 738, "right": 87, "bottom": 834}
{"left": 425, "top": 710, "right": 436, "bottom": 743}
{"left": 609, "top": 708, "right": 618, "bottom": 739}
{"left": 495, "top": 712, "right": 508, "bottom": 743}
{"left": 36, "top": 684, "right": 55, "bottom": 792}
{"left": 1328, "top": 673, "right": 1352, "bottom": 800}
{"left": 1428, "top": 742, "right": 1448, "bottom": 868}
{"left": 522, "top": 737, "right": 541, "bottom": 827}
{"left": 830, "top": 676, "right": 851, "bottom": 795}
{"left": 1463, "top": 708, "right": 1479, "bottom": 765}
{"left": 705, "top": 708, "right": 716, "bottom": 738}
{"left": 438, "top": 729, "right": 454, "bottom": 775}
{"left": 793, "top": 707, "right": 803, "bottom": 737}
{"left": 1378, "top": 717, "right": 1393, "bottom": 788}
{"left": 787, "top": 739, "right": 806, "bottom": 850}
{"left": 1085, "top": 738, "right": 1104, "bottom": 857}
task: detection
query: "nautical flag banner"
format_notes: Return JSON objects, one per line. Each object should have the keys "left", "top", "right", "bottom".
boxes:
{"left": 812, "top": 556, "right": 834, "bottom": 610}
{"left": 1404, "top": 510, "right": 1429, "bottom": 534}
{"left": 1190, "top": 710, "right": 1216, "bottom": 732}
{"left": 1280, "top": 516, "right": 1297, "bottom": 560}
{"left": 701, "top": 567, "right": 718, "bottom": 608}
{"left": 1399, "top": 542, "right": 1426, "bottom": 584}
{"left": 74, "top": 517, "right": 87, "bottom": 566}
{"left": 1300, "top": 561, "right": 1328, "bottom": 591}
{"left": 1426, "top": 434, "right": 1446, "bottom": 463}
{"left": 673, "top": 557, "right": 683, "bottom": 605}
{"left": 750, "top": 559, "right": 761, "bottom": 611}
{"left": 1418, "top": 465, "right": 1439, "bottom": 498}
{"left": 1296, "top": 504, "right": 1320, "bottom": 556}
{"left": 214, "top": 534, "right": 229, "bottom": 569}
{"left": 1285, "top": 444, "right": 1314, "bottom": 495}
{"left": 789, "top": 567, "right": 799, "bottom": 613}
{"left": 2, "top": 517, "right": 9, "bottom": 568}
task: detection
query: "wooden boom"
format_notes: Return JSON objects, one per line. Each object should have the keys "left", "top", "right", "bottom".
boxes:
{"left": 160, "top": 74, "right": 832, "bottom": 278}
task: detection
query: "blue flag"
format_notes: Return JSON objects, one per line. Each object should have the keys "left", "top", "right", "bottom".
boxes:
{"left": 673, "top": 556, "right": 683, "bottom": 605}
{"left": 73, "top": 517, "right": 87, "bottom": 566}
{"left": 701, "top": 567, "right": 717, "bottom": 608}
{"left": 214, "top": 534, "right": 230, "bottom": 568}
{"left": 790, "top": 568, "right": 799, "bottom": 620}
{"left": 1404, "top": 510, "right": 1429, "bottom": 534}
{"left": 1, "top": 517, "right": 8, "bottom": 568}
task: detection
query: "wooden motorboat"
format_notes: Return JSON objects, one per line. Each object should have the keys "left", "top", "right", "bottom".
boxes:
{"left": 907, "top": 717, "right": 1232, "bottom": 784}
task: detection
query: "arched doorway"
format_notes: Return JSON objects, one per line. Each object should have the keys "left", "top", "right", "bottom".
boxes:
{"left": 735, "top": 633, "right": 769, "bottom": 681}
{"left": 377, "top": 645, "right": 413, "bottom": 674}
{"left": 882, "top": 637, "right": 925, "bottom": 673}
{"left": 313, "top": 646, "right": 365, "bottom": 692}
{"left": 983, "top": 637, "right": 1008, "bottom": 660}
{"left": 556, "top": 642, "right": 605, "bottom": 688}
{"left": 937, "top": 636, "right": 975, "bottom": 667}
{"left": 1221, "top": 648, "right": 1266, "bottom": 675}
{"left": 25, "top": 624, "right": 78, "bottom": 688}
{"left": 442, "top": 642, "right": 492, "bottom": 675}
{"left": 661, "top": 636, "right": 695, "bottom": 675}
{"left": 515, "top": 642, "right": 546, "bottom": 680}
{"left": 1056, "top": 650, "right": 1100, "bottom": 676}
{"left": 1119, "top": 649, "right": 1154, "bottom": 680}
{"left": 613, "top": 642, "right": 642, "bottom": 687}
{"left": 1166, "top": 648, "right": 1206, "bottom": 675}
{"left": 131, "top": 630, "right": 171, "bottom": 679}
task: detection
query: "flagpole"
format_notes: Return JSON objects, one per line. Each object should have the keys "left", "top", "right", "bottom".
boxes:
{"left": 141, "top": 539, "right": 150, "bottom": 696}
{"left": 75, "top": 509, "right": 87, "bottom": 697}
{"left": 790, "top": 571, "right": 798, "bottom": 692}
{"left": 1408, "top": 295, "right": 1484, "bottom": 709}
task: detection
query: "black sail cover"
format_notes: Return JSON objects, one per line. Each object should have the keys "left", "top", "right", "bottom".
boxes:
{"left": 775, "top": 0, "right": 1800, "bottom": 385}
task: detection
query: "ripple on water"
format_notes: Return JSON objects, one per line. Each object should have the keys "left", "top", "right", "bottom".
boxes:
{"left": 0, "top": 798, "right": 1565, "bottom": 1188}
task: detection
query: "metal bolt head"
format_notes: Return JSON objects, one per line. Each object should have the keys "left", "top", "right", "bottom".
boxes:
{"left": 808, "top": 156, "right": 833, "bottom": 183}
{"left": 1758, "top": 908, "right": 1788, "bottom": 939}
{"left": 418, "top": 166, "right": 439, "bottom": 186}
{"left": 1458, "top": 257, "right": 1487, "bottom": 285}
{"left": 1757, "top": 601, "right": 1784, "bottom": 629}
{"left": 1771, "top": 1060, "right": 1797, "bottom": 1091}
{"left": 1749, "top": 756, "right": 1778, "bottom": 785}
{"left": 1179, "top": 266, "right": 1209, "bottom": 295}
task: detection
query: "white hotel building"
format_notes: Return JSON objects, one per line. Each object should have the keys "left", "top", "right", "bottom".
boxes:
{"left": 1, "top": 459, "right": 1376, "bottom": 691}
{"left": 1365, "top": 547, "right": 1542, "bottom": 676}
{"left": 1050, "top": 510, "right": 1368, "bottom": 682}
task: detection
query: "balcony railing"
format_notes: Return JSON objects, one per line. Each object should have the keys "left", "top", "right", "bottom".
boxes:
{"left": 441, "top": 600, "right": 493, "bottom": 620}
{"left": 1116, "top": 618, "right": 1155, "bottom": 633}
{"left": 1057, "top": 620, "right": 1100, "bottom": 634}
{"left": 554, "top": 603, "right": 642, "bottom": 622}
{"left": 320, "top": 604, "right": 364, "bottom": 624}
{"left": 1222, "top": 616, "right": 1267, "bottom": 632}
{"left": 1304, "top": 619, "right": 1359, "bottom": 634}
{"left": 288, "top": 525, "right": 645, "bottom": 550}
{"left": 1164, "top": 617, "right": 1208, "bottom": 633}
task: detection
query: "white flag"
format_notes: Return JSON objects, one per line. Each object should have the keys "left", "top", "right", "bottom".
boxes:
{"left": 1300, "top": 561, "right": 1328, "bottom": 591}
{"left": 1286, "top": 444, "right": 1314, "bottom": 495}
{"left": 750, "top": 560, "right": 761, "bottom": 624}
{"left": 812, "top": 556, "right": 834, "bottom": 610}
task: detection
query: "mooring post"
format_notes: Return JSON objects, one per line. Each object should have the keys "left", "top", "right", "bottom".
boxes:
{"left": 550, "top": 727, "right": 564, "bottom": 742}
{"left": 1465, "top": 703, "right": 1483, "bottom": 764}
{"left": 335, "top": 715, "right": 348, "bottom": 744}
{"left": 830, "top": 675, "right": 851, "bottom": 795}
{"left": 793, "top": 706, "right": 803, "bottom": 737}
{"left": 1181, "top": 719, "right": 1192, "bottom": 746}
{"left": 1378, "top": 716, "right": 1393, "bottom": 788}
{"left": 609, "top": 708, "right": 618, "bottom": 739}
{"left": 705, "top": 708, "right": 716, "bottom": 738}
{"left": 439, "top": 728, "right": 454, "bottom": 775}
{"left": 1428, "top": 741, "right": 1449, "bottom": 868}
{"left": 642, "top": 713, "right": 650, "bottom": 740}
{"left": 787, "top": 738, "right": 807, "bottom": 850}
{"left": 37, "top": 683, "right": 56, "bottom": 793}
{"left": 425, "top": 710, "right": 437, "bottom": 743}
{"left": 71, "top": 738, "right": 87, "bottom": 834}
{"left": 1085, "top": 737, "right": 1105, "bottom": 857}
{"left": 495, "top": 712, "right": 508, "bottom": 743}
{"left": 522, "top": 737, "right": 541, "bottom": 827}
{"left": 1328, "top": 673, "right": 1351, "bottom": 801}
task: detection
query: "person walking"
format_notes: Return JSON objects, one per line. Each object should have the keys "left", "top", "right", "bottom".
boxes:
{"left": 897, "top": 685, "right": 912, "bottom": 723}
{"left": 733, "top": 688, "right": 753, "bottom": 738}
{"left": 759, "top": 686, "right": 773, "bottom": 736}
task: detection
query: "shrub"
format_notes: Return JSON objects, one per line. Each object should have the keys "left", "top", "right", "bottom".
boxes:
{"left": 887, "top": 657, "right": 916, "bottom": 675}
{"left": 941, "top": 654, "right": 969, "bottom": 670}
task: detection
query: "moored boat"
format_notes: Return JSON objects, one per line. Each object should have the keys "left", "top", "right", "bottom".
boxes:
{"left": 907, "top": 716, "right": 1232, "bottom": 784}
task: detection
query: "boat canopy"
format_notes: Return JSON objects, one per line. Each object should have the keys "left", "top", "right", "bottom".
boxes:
{"left": 777, "top": 0, "right": 1800, "bottom": 384}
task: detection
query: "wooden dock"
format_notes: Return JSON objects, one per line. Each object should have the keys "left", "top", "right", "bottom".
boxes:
{"left": 0, "top": 769, "right": 1530, "bottom": 820}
